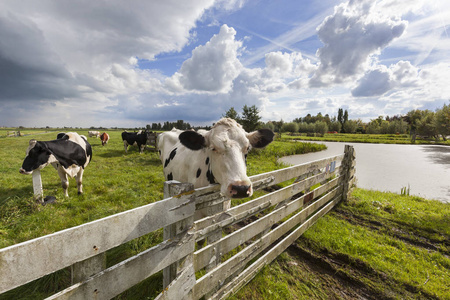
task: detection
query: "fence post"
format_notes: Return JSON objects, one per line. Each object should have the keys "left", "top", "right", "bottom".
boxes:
{"left": 32, "top": 170, "right": 43, "bottom": 203}
{"left": 342, "top": 145, "right": 356, "bottom": 201}
{"left": 163, "top": 180, "right": 195, "bottom": 289}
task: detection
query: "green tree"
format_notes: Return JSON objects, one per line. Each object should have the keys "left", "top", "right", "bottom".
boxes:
{"left": 337, "top": 108, "right": 344, "bottom": 132}
{"left": 343, "top": 120, "right": 357, "bottom": 134}
{"left": 240, "top": 105, "right": 262, "bottom": 132}
{"left": 281, "top": 122, "right": 299, "bottom": 134}
{"left": 329, "top": 121, "right": 341, "bottom": 133}
{"left": 404, "top": 110, "right": 423, "bottom": 143}
{"left": 366, "top": 120, "right": 380, "bottom": 134}
{"left": 262, "top": 122, "right": 275, "bottom": 132}
{"left": 314, "top": 121, "right": 328, "bottom": 136}
{"left": 435, "top": 103, "right": 450, "bottom": 141}
{"left": 417, "top": 110, "right": 437, "bottom": 139}
{"left": 223, "top": 107, "right": 240, "bottom": 122}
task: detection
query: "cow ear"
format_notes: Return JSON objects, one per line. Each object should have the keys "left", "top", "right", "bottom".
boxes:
{"left": 247, "top": 129, "right": 274, "bottom": 148}
{"left": 179, "top": 131, "right": 207, "bottom": 151}
{"left": 29, "top": 139, "right": 37, "bottom": 147}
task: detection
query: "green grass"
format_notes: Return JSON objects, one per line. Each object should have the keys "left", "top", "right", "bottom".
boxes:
{"left": 232, "top": 189, "right": 450, "bottom": 299}
{"left": 282, "top": 132, "right": 450, "bottom": 145}
{"left": 0, "top": 129, "right": 165, "bottom": 248}
{"left": 0, "top": 129, "right": 325, "bottom": 299}
{"left": 2, "top": 130, "right": 449, "bottom": 299}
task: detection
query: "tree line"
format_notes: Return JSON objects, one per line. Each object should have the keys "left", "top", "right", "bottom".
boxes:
{"left": 147, "top": 120, "right": 192, "bottom": 131}
{"left": 142, "top": 102, "right": 449, "bottom": 143}
{"left": 223, "top": 103, "right": 450, "bottom": 142}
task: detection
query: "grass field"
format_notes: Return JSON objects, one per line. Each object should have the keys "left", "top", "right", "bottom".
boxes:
{"left": 1, "top": 128, "right": 449, "bottom": 299}
{"left": 0, "top": 128, "right": 325, "bottom": 299}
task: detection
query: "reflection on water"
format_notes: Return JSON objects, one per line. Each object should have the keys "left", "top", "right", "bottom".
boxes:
{"left": 280, "top": 142, "right": 450, "bottom": 203}
{"left": 420, "top": 146, "right": 450, "bottom": 167}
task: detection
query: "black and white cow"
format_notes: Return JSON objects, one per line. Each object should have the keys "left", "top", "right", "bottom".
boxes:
{"left": 122, "top": 130, "right": 150, "bottom": 153}
{"left": 19, "top": 132, "right": 92, "bottom": 197}
{"left": 157, "top": 118, "right": 274, "bottom": 209}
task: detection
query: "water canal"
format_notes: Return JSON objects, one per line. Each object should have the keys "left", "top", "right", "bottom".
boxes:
{"left": 280, "top": 141, "right": 450, "bottom": 203}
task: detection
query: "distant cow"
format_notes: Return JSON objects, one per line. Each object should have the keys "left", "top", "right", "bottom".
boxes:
{"left": 157, "top": 118, "right": 274, "bottom": 209}
{"left": 19, "top": 132, "right": 92, "bottom": 197}
{"left": 88, "top": 131, "right": 100, "bottom": 138}
{"left": 100, "top": 132, "right": 110, "bottom": 146}
{"left": 122, "top": 130, "right": 151, "bottom": 153}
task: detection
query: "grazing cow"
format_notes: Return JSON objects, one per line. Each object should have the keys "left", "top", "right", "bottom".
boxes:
{"left": 88, "top": 131, "right": 100, "bottom": 138}
{"left": 19, "top": 132, "right": 92, "bottom": 197}
{"left": 100, "top": 132, "right": 110, "bottom": 146}
{"left": 122, "top": 130, "right": 150, "bottom": 153}
{"left": 157, "top": 118, "right": 274, "bottom": 209}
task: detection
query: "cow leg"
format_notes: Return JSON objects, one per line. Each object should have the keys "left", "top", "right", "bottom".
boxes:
{"left": 57, "top": 167, "right": 69, "bottom": 197}
{"left": 139, "top": 144, "right": 145, "bottom": 154}
{"left": 76, "top": 168, "right": 84, "bottom": 195}
{"left": 123, "top": 141, "right": 128, "bottom": 153}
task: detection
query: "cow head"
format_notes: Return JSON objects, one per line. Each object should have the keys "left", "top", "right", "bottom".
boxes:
{"left": 19, "top": 139, "right": 57, "bottom": 175}
{"left": 179, "top": 118, "right": 274, "bottom": 199}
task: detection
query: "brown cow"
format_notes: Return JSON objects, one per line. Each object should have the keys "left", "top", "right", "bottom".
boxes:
{"left": 100, "top": 132, "right": 110, "bottom": 146}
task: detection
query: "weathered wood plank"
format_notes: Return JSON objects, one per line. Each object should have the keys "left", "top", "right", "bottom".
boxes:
{"left": 47, "top": 229, "right": 195, "bottom": 300}
{"left": 194, "top": 168, "right": 339, "bottom": 241}
{"left": 213, "top": 194, "right": 342, "bottom": 299}
{"left": 156, "top": 255, "right": 195, "bottom": 300}
{"left": 163, "top": 181, "right": 195, "bottom": 288}
{"left": 194, "top": 178, "right": 340, "bottom": 272}
{"left": 32, "top": 170, "right": 43, "bottom": 201}
{"left": 342, "top": 146, "right": 356, "bottom": 201}
{"left": 192, "top": 154, "right": 343, "bottom": 206}
{"left": 250, "top": 154, "right": 344, "bottom": 186}
{"left": 71, "top": 253, "right": 106, "bottom": 284}
{"left": 193, "top": 187, "right": 342, "bottom": 298}
{"left": 0, "top": 194, "right": 194, "bottom": 294}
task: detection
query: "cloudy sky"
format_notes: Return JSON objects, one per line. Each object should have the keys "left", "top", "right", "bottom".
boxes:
{"left": 1, "top": 0, "right": 449, "bottom": 128}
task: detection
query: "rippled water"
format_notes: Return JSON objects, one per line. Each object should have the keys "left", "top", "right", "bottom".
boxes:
{"left": 280, "top": 142, "right": 450, "bottom": 203}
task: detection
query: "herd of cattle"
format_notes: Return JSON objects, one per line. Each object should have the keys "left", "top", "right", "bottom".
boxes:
{"left": 19, "top": 118, "right": 274, "bottom": 204}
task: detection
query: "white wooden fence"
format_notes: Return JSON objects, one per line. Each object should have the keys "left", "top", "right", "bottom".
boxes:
{"left": 0, "top": 146, "right": 356, "bottom": 299}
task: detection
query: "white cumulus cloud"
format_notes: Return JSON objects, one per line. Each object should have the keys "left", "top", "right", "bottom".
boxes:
{"left": 351, "top": 61, "right": 420, "bottom": 97}
{"left": 310, "top": 0, "right": 407, "bottom": 87}
{"left": 167, "top": 24, "right": 243, "bottom": 93}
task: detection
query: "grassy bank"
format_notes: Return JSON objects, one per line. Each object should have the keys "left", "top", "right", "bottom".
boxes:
{"left": 281, "top": 132, "right": 450, "bottom": 145}
{"left": 231, "top": 189, "right": 450, "bottom": 299}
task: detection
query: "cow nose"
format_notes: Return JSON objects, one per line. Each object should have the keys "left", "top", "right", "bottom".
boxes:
{"left": 231, "top": 185, "right": 251, "bottom": 198}
{"left": 19, "top": 168, "right": 27, "bottom": 174}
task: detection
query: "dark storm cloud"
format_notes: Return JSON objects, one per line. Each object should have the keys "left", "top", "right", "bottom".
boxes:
{"left": 0, "top": 12, "right": 80, "bottom": 101}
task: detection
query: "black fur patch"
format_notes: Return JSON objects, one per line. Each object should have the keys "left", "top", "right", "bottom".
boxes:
{"left": 205, "top": 157, "right": 209, "bottom": 165}
{"left": 179, "top": 131, "right": 205, "bottom": 151}
{"left": 206, "top": 168, "right": 215, "bottom": 184}
{"left": 167, "top": 172, "right": 173, "bottom": 181}
{"left": 196, "top": 168, "right": 202, "bottom": 178}
{"left": 164, "top": 147, "right": 177, "bottom": 168}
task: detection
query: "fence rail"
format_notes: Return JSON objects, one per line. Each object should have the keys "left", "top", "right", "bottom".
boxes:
{"left": 0, "top": 146, "right": 356, "bottom": 299}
